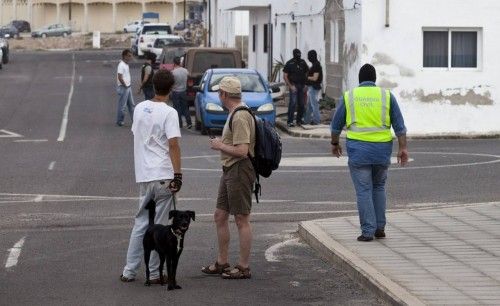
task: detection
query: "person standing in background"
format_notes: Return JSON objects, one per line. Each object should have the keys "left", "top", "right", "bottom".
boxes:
{"left": 171, "top": 56, "right": 192, "bottom": 129}
{"left": 304, "top": 50, "right": 323, "bottom": 125}
{"left": 283, "top": 49, "right": 309, "bottom": 127}
{"left": 116, "top": 49, "right": 135, "bottom": 126}
{"left": 138, "top": 51, "right": 156, "bottom": 101}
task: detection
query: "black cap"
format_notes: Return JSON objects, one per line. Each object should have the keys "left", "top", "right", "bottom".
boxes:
{"left": 359, "top": 63, "right": 377, "bottom": 83}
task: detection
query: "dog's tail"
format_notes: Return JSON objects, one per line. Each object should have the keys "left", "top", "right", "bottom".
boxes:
{"left": 145, "top": 199, "right": 156, "bottom": 227}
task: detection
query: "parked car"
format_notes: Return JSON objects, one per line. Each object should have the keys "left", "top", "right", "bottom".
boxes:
{"left": 9, "top": 20, "right": 31, "bottom": 33}
{"left": 149, "top": 35, "right": 185, "bottom": 59}
{"left": 31, "top": 24, "right": 72, "bottom": 38}
{"left": 123, "top": 20, "right": 150, "bottom": 33}
{"left": 0, "top": 37, "right": 9, "bottom": 64}
{"left": 0, "top": 25, "right": 19, "bottom": 39}
{"left": 183, "top": 48, "right": 243, "bottom": 106}
{"left": 137, "top": 23, "right": 172, "bottom": 56}
{"left": 193, "top": 68, "right": 276, "bottom": 134}
{"left": 173, "top": 19, "right": 201, "bottom": 31}
{"left": 157, "top": 42, "right": 194, "bottom": 70}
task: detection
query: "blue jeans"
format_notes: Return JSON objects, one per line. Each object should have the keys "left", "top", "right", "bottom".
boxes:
{"left": 171, "top": 91, "right": 192, "bottom": 127}
{"left": 287, "top": 84, "right": 305, "bottom": 124}
{"left": 348, "top": 164, "right": 388, "bottom": 237}
{"left": 116, "top": 85, "right": 135, "bottom": 124}
{"left": 143, "top": 86, "right": 155, "bottom": 101}
{"left": 304, "top": 86, "right": 321, "bottom": 124}
{"left": 122, "top": 181, "right": 174, "bottom": 279}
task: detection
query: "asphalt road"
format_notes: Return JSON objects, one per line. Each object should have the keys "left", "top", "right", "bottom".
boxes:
{"left": 0, "top": 50, "right": 499, "bottom": 305}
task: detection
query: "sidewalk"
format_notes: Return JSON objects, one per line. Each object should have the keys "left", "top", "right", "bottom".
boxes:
{"left": 298, "top": 202, "right": 500, "bottom": 305}
{"left": 275, "top": 105, "right": 331, "bottom": 139}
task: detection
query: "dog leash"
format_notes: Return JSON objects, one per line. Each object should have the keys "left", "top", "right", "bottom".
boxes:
{"left": 172, "top": 193, "right": 177, "bottom": 211}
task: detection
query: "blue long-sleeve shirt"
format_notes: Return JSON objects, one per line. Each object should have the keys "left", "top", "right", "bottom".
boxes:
{"left": 330, "top": 81, "right": 407, "bottom": 166}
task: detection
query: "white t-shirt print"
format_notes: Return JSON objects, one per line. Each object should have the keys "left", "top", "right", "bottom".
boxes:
{"left": 117, "top": 60, "right": 131, "bottom": 87}
{"left": 132, "top": 100, "right": 181, "bottom": 183}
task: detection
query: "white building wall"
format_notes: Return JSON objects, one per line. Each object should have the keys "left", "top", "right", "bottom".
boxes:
{"left": 344, "top": 0, "right": 500, "bottom": 136}
{"left": 209, "top": 0, "right": 236, "bottom": 48}
{"left": 249, "top": 8, "right": 270, "bottom": 77}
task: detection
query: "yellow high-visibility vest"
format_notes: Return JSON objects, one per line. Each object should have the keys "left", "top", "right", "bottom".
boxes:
{"left": 344, "top": 86, "right": 392, "bottom": 142}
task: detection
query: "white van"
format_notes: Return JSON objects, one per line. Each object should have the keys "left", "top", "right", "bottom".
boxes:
{"left": 137, "top": 23, "right": 172, "bottom": 56}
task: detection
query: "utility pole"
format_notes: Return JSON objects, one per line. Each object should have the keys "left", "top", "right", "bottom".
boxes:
{"left": 183, "top": 0, "right": 186, "bottom": 29}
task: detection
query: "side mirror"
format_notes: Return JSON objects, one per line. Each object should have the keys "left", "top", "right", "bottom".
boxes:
{"left": 270, "top": 85, "right": 281, "bottom": 93}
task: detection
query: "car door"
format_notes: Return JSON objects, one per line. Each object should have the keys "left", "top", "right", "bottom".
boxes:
{"left": 195, "top": 71, "right": 209, "bottom": 122}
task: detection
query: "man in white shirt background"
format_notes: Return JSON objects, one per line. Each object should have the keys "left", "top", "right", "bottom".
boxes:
{"left": 116, "top": 49, "right": 135, "bottom": 127}
{"left": 120, "top": 69, "right": 183, "bottom": 283}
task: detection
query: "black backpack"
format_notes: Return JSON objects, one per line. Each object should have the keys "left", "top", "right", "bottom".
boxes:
{"left": 229, "top": 106, "right": 282, "bottom": 202}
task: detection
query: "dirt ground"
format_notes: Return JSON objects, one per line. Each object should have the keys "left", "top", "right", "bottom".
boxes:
{"left": 9, "top": 33, "right": 132, "bottom": 51}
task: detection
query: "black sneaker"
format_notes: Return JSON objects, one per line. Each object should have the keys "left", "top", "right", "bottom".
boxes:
{"left": 187, "top": 124, "right": 192, "bottom": 129}
{"left": 357, "top": 235, "right": 374, "bottom": 242}
{"left": 375, "top": 229, "right": 386, "bottom": 239}
{"left": 287, "top": 123, "right": 295, "bottom": 127}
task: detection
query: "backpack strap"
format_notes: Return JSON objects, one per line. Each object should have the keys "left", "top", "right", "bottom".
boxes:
{"left": 229, "top": 106, "right": 255, "bottom": 131}
{"left": 228, "top": 106, "right": 261, "bottom": 203}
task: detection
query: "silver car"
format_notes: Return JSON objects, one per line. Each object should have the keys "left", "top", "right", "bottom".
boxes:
{"left": 32, "top": 24, "right": 72, "bottom": 38}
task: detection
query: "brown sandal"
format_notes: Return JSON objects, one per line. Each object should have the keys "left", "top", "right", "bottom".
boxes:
{"left": 221, "top": 265, "right": 251, "bottom": 279}
{"left": 201, "top": 261, "right": 230, "bottom": 275}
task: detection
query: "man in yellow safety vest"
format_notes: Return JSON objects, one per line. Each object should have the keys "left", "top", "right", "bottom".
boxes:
{"left": 330, "top": 63, "right": 409, "bottom": 241}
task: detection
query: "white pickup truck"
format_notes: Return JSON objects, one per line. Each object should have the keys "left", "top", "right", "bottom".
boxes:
{"left": 137, "top": 23, "right": 172, "bottom": 57}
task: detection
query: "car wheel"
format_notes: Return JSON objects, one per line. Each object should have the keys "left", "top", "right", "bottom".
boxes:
{"left": 195, "top": 118, "right": 201, "bottom": 131}
{"left": 200, "top": 114, "right": 208, "bottom": 135}
{"left": 41, "top": 33, "right": 47, "bottom": 38}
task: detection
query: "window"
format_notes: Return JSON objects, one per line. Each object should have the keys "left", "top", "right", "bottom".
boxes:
{"left": 252, "top": 25, "right": 257, "bottom": 53}
{"left": 423, "top": 29, "right": 479, "bottom": 68}
{"left": 263, "top": 24, "right": 268, "bottom": 53}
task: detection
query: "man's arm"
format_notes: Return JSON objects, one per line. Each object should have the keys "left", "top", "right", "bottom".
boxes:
{"left": 389, "top": 93, "right": 409, "bottom": 166}
{"left": 397, "top": 135, "right": 408, "bottom": 166}
{"left": 330, "top": 96, "right": 346, "bottom": 158}
{"left": 210, "top": 139, "right": 249, "bottom": 158}
{"left": 168, "top": 137, "right": 181, "bottom": 173}
{"left": 283, "top": 72, "right": 296, "bottom": 92}
{"left": 118, "top": 73, "right": 127, "bottom": 87}
{"left": 308, "top": 72, "right": 319, "bottom": 81}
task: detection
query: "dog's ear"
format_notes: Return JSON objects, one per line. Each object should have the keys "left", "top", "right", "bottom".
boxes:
{"left": 188, "top": 211, "right": 195, "bottom": 221}
{"left": 169, "top": 210, "right": 178, "bottom": 220}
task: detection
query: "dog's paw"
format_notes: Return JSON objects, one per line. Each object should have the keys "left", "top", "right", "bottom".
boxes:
{"left": 174, "top": 285, "right": 182, "bottom": 289}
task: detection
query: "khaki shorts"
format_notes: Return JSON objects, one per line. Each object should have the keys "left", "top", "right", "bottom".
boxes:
{"left": 216, "top": 158, "right": 256, "bottom": 215}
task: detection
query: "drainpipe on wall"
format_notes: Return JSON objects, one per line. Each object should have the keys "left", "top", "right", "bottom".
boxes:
{"left": 385, "top": 0, "right": 390, "bottom": 27}
{"left": 268, "top": 4, "right": 272, "bottom": 81}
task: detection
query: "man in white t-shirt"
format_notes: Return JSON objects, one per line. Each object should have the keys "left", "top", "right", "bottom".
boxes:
{"left": 116, "top": 49, "right": 135, "bottom": 127}
{"left": 120, "top": 69, "right": 183, "bottom": 283}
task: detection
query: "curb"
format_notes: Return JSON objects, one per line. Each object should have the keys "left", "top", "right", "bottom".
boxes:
{"left": 275, "top": 119, "right": 331, "bottom": 139}
{"left": 298, "top": 220, "right": 425, "bottom": 306}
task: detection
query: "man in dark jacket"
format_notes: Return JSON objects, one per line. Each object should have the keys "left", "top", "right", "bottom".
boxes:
{"left": 283, "top": 49, "right": 309, "bottom": 127}
{"left": 138, "top": 51, "right": 156, "bottom": 100}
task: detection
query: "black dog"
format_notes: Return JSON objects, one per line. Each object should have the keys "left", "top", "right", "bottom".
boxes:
{"left": 143, "top": 199, "right": 195, "bottom": 290}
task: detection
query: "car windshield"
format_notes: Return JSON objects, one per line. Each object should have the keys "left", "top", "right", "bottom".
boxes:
{"left": 154, "top": 37, "right": 184, "bottom": 48}
{"left": 209, "top": 73, "right": 266, "bottom": 93}
{"left": 192, "top": 52, "right": 236, "bottom": 74}
{"left": 142, "top": 26, "right": 171, "bottom": 35}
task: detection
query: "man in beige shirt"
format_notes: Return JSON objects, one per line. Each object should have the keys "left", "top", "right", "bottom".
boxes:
{"left": 201, "top": 76, "right": 256, "bottom": 279}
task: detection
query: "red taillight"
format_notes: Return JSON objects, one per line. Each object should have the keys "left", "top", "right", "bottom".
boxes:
{"left": 187, "top": 78, "right": 194, "bottom": 87}
{"left": 140, "top": 37, "right": 144, "bottom": 43}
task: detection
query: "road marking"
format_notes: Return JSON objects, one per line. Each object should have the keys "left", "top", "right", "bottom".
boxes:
{"left": 13, "top": 139, "right": 48, "bottom": 143}
{"left": 0, "top": 129, "right": 23, "bottom": 138}
{"left": 57, "top": 53, "right": 76, "bottom": 142}
{"left": 48, "top": 161, "right": 56, "bottom": 170}
{"left": 5, "top": 237, "right": 26, "bottom": 269}
{"left": 265, "top": 238, "right": 301, "bottom": 262}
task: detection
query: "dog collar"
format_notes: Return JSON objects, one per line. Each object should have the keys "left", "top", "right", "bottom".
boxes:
{"left": 171, "top": 228, "right": 183, "bottom": 252}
